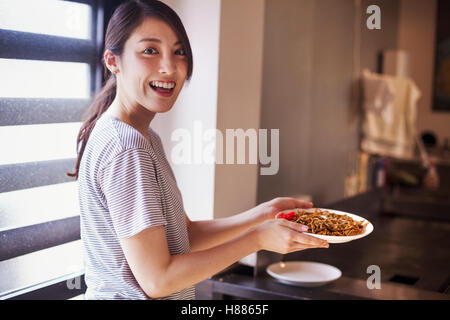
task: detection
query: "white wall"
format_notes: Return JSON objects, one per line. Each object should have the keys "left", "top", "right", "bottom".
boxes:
{"left": 213, "top": 0, "right": 266, "bottom": 219}
{"left": 152, "top": 0, "right": 221, "bottom": 221}
{"left": 398, "top": 0, "right": 450, "bottom": 142}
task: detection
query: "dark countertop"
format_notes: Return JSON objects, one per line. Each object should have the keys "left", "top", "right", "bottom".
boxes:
{"left": 203, "top": 269, "right": 449, "bottom": 300}
{"left": 198, "top": 189, "right": 450, "bottom": 300}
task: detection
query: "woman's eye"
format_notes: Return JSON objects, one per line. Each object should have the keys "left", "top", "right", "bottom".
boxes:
{"left": 143, "top": 48, "right": 157, "bottom": 55}
{"left": 175, "top": 48, "right": 186, "bottom": 56}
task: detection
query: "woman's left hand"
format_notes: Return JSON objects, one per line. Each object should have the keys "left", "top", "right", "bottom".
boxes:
{"left": 251, "top": 197, "right": 313, "bottom": 222}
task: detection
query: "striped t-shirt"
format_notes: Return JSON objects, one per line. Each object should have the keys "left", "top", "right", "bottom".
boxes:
{"left": 78, "top": 113, "right": 195, "bottom": 300}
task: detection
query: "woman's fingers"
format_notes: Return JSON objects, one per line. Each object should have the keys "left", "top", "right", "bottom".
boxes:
{"left": 271, "top": 197, "right": 313, "bottom": 212}
{"left": 295, "top": 233, "right": 329, "bottom": 248}
{"left": 294, "top": 199, "right": 313, "bottom": 209}
{"left": 280, "top": 219, "right": 308, "bottom": 232}
{"left": 257, "top": 218, "right": 328, "bottom": 254}
{"left": 279, "top": 219, "right": 329, "bottom": 248}
{"left": 287, "top": 243, "right": 326, "bottom": 253}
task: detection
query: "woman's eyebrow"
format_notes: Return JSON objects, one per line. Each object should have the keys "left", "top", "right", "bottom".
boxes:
{"left": 138, "top": 37, "right": 182, "bottom": 46}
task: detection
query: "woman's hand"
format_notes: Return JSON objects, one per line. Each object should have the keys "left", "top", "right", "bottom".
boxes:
{"left": 247, "top": 197, "right": 328, "bottom": 254}
{"left": 253, "top": 218, "right": 329, "bottom": 254}
{"left": 251, "top": 197, "right": 314, "bottom": 222}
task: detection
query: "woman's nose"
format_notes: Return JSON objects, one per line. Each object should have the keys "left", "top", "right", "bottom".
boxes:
{"left": 158, "top": 55, "right": 176, "bottom": 75}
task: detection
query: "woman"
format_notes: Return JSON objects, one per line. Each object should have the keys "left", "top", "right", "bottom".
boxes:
{"left": 69, "top": 0, "right": 328, "bottom": 300}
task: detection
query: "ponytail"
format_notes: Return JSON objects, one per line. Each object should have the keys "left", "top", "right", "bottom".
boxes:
{"left": 66, "top": 75, "right": 116, "bottom": 179}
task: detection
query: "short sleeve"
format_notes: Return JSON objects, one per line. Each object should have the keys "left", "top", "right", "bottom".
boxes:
{"left": 99, "top": 148, "right": 167, "bottom": 239}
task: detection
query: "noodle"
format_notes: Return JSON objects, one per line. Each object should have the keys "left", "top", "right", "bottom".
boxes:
{"left": 292, "top": 208, "right": 368, "bottom": 236}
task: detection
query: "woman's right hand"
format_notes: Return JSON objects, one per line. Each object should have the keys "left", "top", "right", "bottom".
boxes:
{"left": 253, "top": 218, "right": 329, "bottom": 254}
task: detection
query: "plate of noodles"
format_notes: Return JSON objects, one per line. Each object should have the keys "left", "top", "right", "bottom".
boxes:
{"left": 276, "top": 208, "right": 373, "bottom": 243}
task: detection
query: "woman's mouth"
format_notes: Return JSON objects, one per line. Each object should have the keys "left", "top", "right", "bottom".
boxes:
{"left": 149, "top": 80, "right": 176, "bottom": 97}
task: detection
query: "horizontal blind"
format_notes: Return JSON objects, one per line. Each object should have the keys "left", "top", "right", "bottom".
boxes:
{"left": 0, "top": 2, "right": 104, "bottom": 295}
{"left": 0, "top": 0, "right": 101, "bottom": 229}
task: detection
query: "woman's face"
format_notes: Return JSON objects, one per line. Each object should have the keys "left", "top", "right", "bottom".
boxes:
{"left": 112, "top": 18, "right": 188, "bottom": 114}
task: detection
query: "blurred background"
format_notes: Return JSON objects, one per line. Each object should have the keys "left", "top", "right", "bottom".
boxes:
{"left": 0, "top": 0, "right": 449, "bottom": 299}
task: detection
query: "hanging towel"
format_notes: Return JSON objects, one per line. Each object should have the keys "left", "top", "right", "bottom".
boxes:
{"left": 361, "top": 70, "right": 421, "bottom": 159}
{"left": 362, "top": 69, "right": 396, "bottom": 123}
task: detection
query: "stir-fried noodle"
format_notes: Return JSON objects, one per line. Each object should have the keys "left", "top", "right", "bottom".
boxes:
{"left": 292, "top": 209, "right": 368, "bottom": 236}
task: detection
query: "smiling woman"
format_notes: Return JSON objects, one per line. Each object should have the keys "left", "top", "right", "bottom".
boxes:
{"left": 70, "top": 0, "right": 327, "bottom": 301}
{"left": 69, "top": 0, "right": 195, "bottom": 300}
{"left": 103, "top": 17, "right": 189, "bottom": 115}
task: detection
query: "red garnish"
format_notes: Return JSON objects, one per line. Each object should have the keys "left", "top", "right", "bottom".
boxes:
{"left": 278, "top": 211, "right": 296, "bottom": 220}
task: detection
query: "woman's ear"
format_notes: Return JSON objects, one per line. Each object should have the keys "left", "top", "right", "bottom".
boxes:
{"left": 104, "top": 50, "right": 120, "bottom": 74}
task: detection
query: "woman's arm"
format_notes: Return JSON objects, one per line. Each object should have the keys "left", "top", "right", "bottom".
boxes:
{"left": 121, "top": 217, "right": 328, "bottom": 299}
{"left": 186, "top": 197, "right": 314, "bottom": 252}
{"left": 185, "top": 208, "right": 262, "bottom": 252}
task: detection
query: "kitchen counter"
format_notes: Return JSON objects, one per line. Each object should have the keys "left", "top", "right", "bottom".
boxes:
{"left": 197, "top": 189, "right": 450, "bottom": 300}
{"left": 200, "top": 267, "right": 448, "bottom": 300}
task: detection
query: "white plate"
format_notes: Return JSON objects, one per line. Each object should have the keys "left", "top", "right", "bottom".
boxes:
{"left": 266, "top": 261, "right": 342, "bottom": 287}
{"left": 276, "top": 208, "right": 374, "bottom": 244}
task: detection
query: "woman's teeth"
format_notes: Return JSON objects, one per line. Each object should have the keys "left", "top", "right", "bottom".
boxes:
{"left": 150, "top": 81, "right": 175, "bottom": 89}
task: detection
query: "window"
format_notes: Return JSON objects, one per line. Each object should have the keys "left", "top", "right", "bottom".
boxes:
{"left": 0, "top": 0, "right": 104, "bottom": 299}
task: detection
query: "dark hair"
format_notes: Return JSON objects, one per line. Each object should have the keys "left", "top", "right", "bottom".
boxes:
{"left": 67, "top": 0, "right": 193, "bottom": 179}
